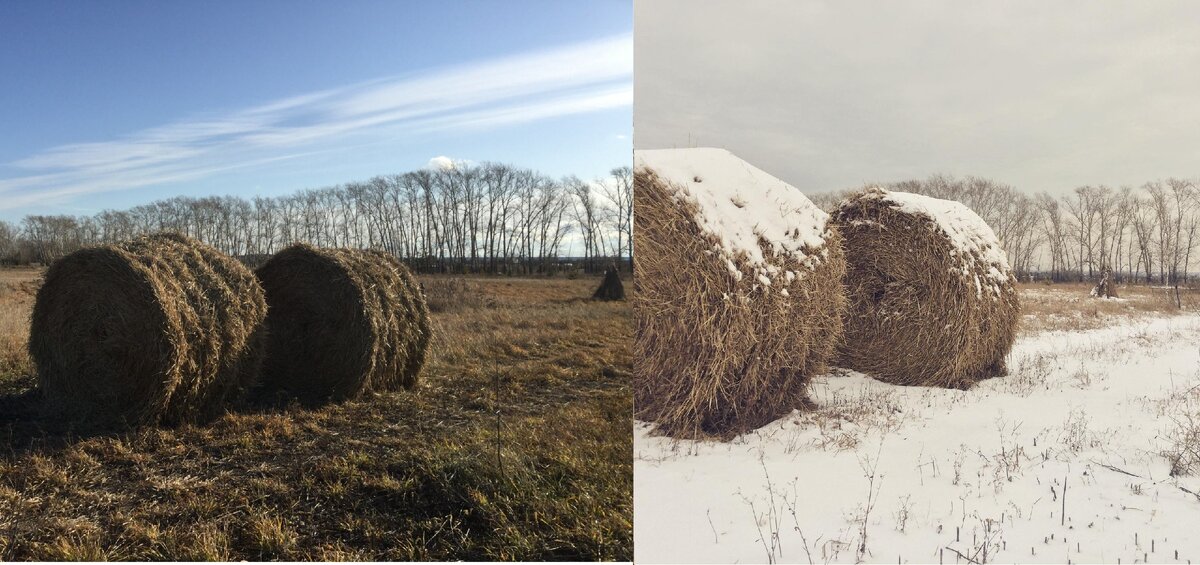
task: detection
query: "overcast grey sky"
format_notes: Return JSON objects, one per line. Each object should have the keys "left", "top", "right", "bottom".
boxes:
{"left": 635, "top": 0, "right": 1200, "bottom": 195}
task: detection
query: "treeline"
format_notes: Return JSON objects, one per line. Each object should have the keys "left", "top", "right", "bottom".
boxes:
{"left": 813, "top": 175, "right": 1200, "bottom": 284}
{"left": 0, "top": 162, "right": 633, "bottom": 275}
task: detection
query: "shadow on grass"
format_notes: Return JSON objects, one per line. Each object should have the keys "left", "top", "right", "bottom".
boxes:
{"left": 0, "top": 388, "right": 127, "bottom": 456}
{"left": 0, "top": 377, "right": 332, "bottom": 458}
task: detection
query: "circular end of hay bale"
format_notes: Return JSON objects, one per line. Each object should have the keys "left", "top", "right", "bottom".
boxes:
{"left": 254, "top": 245, "right": 430, "bottom": 404}
{"left": 30, "top": 247, "right": 179, "bottom": 426}
{"left": 830, "top": 189, "right": 1020, "bottom": 388}
{"left": 29, "top": 232, "right": 266, "bottom": 427}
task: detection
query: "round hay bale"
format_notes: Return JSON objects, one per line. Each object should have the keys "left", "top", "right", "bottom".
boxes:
{"left": 830, "top": 187, "right": 1020, "bottom": 388}
{"left": 29, "top": 232, "right": 267, "bottom": 427}
{"left": 634, "top": 148, "right": 846, "bottom": 438}
{"left": 253, "top": 244, "right": 431, "bottom": 404}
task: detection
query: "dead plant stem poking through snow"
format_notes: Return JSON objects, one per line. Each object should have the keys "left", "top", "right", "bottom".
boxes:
{"left": 633, "top": 148, "right": 846, "bottom": 438}
{"left": 830, "top": 188, "right": 1020, "bottom": 388}
{"left": 29, "top": 232, "right": 268, "bottom": 428}
{"left": 253, "top": 245, "right": 431, "bottom": 404}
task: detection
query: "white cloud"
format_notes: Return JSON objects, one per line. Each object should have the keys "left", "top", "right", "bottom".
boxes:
{"left": 408, "top": 83, "right": 631, "bottom": 134}
{"left": 0, "top": 151, "right": 323, "bottom": 212}
{"left": 426, "top": 156, "right": 457, "bottom": 171}
{"left": 1, "top": 33, "right": 632, "bottom": 211}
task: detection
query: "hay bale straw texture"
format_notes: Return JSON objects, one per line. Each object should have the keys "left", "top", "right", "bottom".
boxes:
{"left": 29, "top": 232, "right": 267, "bottom": 427}
{"left": 254, "top": 244, "right": 431, "bottom": 404}
{"left": 830, "top": 187, "right": 1020, "bottom": 388}
{"left": 634, "top": 148, "right": 846, "bottom": 437}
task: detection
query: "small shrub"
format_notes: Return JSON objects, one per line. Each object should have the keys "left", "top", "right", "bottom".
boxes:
{"left": 1059, "top": 409, "right": 1097, "bottom": 453}
{"left": 1161, "top": 386, "right": 1200, "bottom": 477}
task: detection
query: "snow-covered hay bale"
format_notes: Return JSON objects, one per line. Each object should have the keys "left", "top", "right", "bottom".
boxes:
{"left": 254, "top": 245, "right": 431, "bottom": 404}
{"left": 29, "top": 232, "right": 267, "bottom": 427}
{"left": 634, "top": 148, "right": 846, "bottom": 437}
{"left": 830, "top": 187, "right": 1019, "bottom": 388}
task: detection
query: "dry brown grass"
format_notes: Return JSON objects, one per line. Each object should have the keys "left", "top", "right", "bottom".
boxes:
{"left": 634, "top": 169, "right": 846, "bottom": 438}
{"left": 1017, "top": 282, "right": 1200, "bottom": 335}
{"left": 0, "top": 268, "right": 39, "bottom": 394}
{"left": 0, "top": 273, "right": 630, "bottom": 560}
{"left": 422, "top": 276, "right": 494, "bottom": 312}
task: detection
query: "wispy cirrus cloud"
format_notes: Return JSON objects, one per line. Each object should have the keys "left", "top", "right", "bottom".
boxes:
{"left": 1, "top": 33, "right": 631, "bottom": 211}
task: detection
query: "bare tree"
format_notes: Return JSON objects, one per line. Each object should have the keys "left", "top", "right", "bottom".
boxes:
{"left": 598, "top": 166, "right": 633, "bottom": 270}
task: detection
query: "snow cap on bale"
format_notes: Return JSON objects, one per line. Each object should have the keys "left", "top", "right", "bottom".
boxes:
{"left": 253, "top": 245, "right": 431, "bottom": 404}
{"left": 831, "top": 187, "right": 1020, "bottom": 388}
{"left": 29, "top": 232, "right": 268, "bottom": 428}
{"left": 634, "top": 147, "right": 846, "bottom": 438}
{"left": 636, "top": 148, "right": 830, "bottom": 287}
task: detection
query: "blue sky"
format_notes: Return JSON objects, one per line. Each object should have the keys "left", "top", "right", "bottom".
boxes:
{"left": 0, "top": 0, "right": 632, "bottom": 221}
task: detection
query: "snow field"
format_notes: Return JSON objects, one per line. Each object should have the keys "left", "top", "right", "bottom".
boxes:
{"left": 636, "top": 313, "right": 1200, "bottom": 564}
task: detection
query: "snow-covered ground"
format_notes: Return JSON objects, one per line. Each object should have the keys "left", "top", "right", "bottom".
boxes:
{"left": 636, "top": 312, "right": 1200, "bottom": 564}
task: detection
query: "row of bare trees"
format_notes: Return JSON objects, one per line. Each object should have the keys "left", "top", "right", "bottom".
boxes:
{"left": 5, "top": 166, "right": 1194, "bottom": 283}
{"left": 0, "top": 162, "right": 633, "bottom": 275}
{"left": 814, "top": 174, "right": 1200, "bottom": 284}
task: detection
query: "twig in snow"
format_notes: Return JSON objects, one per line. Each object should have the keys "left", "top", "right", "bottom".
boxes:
{"left": 856, "top": 441, "right": 885, "bottom": 562}
{"left": 707, "top": 509, "right": 718, "bottom": 544}
{"left": 944, "top": 546, "right": 982, "bottom": 565}
{"left": 1091, "top": 461, "right": 1139, "bottom": 478}
{"left": 1061, "top": 471, "right": 1068, "bottom": 526}
{"left": 1090, "top": 459, "right": 1200, "bottom": 502}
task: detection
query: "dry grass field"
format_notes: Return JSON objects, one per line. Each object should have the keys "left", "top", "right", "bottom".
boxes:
{"left": 0, "top": 268, "right": 37, "bottom": 395}
{"left": 1016, "top": 281, "right": 1200, "bottom": 335}
{"left": 0, "top": 268, "right": 631, "bottom": 561}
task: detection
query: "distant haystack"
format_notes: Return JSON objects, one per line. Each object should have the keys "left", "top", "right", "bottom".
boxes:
{"left": 254, "top": 245, "right": 431, "bottom": 404}
{"left": 634, "top": 148, "right": 846, "bottom": 437}
{"left": 830, "top": 188, "right": 1019, "bottom": 388}
{"left": 592, "top": 264, "right": 625, "bottom": 301}
{"left": 29, "top": 232, "right": 267, "bottom": 427}
{"left": 1091, "top": 268, "right": 1118, "bottom": 299}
